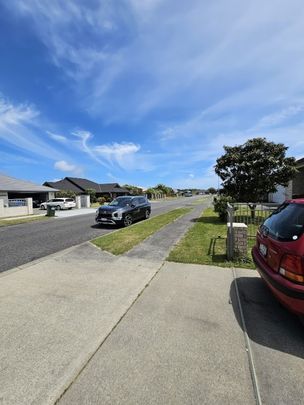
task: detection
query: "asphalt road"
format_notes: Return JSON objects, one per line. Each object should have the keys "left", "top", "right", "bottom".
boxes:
{"left": 0, "top": 196, "right": 207, "bottom": 273}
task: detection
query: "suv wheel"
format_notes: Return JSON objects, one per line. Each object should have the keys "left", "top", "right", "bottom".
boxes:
{"left": 41, "top": 205, "right": 46, "bottom": 210}
{"left": 145, "top": 209, "right": 150, "bottom": 219}
{"left": 123, "top": 214, "right": 133, "bottom": 227}
{"left": 56, "top": 205, "right": 61, "bottom": 211}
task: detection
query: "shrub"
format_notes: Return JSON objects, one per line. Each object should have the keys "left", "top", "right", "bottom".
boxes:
{"left": 97, "top": 197, "right": 106, "bottom": 205}
{"left": 55, "top": 190, "right": 76, "bottom": 199}
{"left": 213, "top": 195, "right": 235, "bottom": 222}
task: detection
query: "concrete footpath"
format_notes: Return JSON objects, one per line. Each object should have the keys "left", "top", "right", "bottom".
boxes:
{"left": 1, "top": 201, "right": 304, "bottom": 404}
{"left": 58, "top": 262, "right": 255, "bottom": 405}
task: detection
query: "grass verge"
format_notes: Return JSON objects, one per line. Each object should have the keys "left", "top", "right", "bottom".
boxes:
{"left": 91, "top": 207, "right": 192, "bottom": 255}
{"left": 0, "top": 215, "right": 51, "bottom": 227}
{"left": 167, "top": 207, "right": 256, "bottom": 269}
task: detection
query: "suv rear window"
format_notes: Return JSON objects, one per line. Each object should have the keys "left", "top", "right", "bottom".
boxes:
{"left": 262, "top": 203, "right": 304, "bottom": 242}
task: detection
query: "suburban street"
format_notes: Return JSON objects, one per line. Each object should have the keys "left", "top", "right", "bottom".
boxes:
{"left": 0, "top": 196, "right": 204, "bottom": 273}
{"left": 1, "top": 198, "right": 303, "bottom": 404}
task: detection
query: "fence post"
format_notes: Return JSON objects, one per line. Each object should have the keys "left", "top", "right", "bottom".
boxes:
{"left": 75, "top": 195, "right": 81, "bottom": 209}
{"left": 26, "top": 198, "right": 33, "bottom": 215}
{"left": 0, "top": 199, "right": 4, "bottom": 217}
{"left": 227, "top": 203, "right": 234, "bottom": 260}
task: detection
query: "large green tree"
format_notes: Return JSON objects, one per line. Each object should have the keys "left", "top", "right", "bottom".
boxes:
{"left": 207, "top": 187, "right": 217, "bottom": 195}
{"left": 123, "top": 184, "right": 143, "bottom": 195}
{"left": 155, "top": 184, "right": 175, "bottom": 196}
{"left": 215, "top": 137, "right": 297, "bottom": 202}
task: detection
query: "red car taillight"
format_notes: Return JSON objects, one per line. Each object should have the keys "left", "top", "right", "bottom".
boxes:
{"left": 279, "top": 254, "right": 304, "bottom": 283}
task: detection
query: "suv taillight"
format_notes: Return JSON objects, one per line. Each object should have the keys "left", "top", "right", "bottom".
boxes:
{"left": 279, "top": 254, "right": 304, "bottom": 283}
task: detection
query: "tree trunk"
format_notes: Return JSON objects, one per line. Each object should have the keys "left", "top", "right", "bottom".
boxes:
{"left": 248, "top": 203, "right": 257, "bottom": 221}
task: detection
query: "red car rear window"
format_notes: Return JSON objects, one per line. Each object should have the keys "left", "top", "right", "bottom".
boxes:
{"left": 261, "top": 203, "right": 304, "bottom": 242}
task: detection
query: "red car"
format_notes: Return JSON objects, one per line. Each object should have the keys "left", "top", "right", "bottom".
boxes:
{"left": 252, "top": 199, "right": 304, "bottom": 319}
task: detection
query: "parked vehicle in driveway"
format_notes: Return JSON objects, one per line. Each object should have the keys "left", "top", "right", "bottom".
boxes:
{"left": 252, "top": 199, "right": 304, "bottom": 319}
{"left": 40, "top": 198, "right": 76, "bottom": 210}
{"left": 33, "top": 199, "right": 43, "bottom": 208}
{"left": 95, "top": 196, "right": 151, "bottom": 227}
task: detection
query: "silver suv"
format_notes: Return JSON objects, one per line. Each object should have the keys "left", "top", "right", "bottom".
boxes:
{"left": 40, "top": 198, "right": 76, "bottom": 210}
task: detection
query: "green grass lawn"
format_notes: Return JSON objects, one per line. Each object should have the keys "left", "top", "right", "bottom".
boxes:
{"left": 167, "top": 207, "right": 256, "bottom": 269}
{"left": 91, "top": 207, "right": 192, "bottom": 255}
{"left": 0, "top": 215, "right": 51, "bottom": 227}
{"left": 189, "top": 196, "right": 210, "bottom": 205}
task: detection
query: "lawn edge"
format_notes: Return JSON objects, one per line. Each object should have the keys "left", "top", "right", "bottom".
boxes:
{"left": 167, "top": 207, "right": 256, "bottom": 270}
{"left": 90, "top": 207, "right": 193, "bottom": 255}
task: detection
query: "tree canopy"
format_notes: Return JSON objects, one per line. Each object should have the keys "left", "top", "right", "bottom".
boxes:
{"left": 55, "top": 190, "right": 76, "bottom": 198}
{"left": 214, "top": 137, "right": 297, "bottom": 202}
{"left": 154, "top": 184, "right": 175, "bottom": 196}
{"left": 207, "top": 187, "right": 217, "bottom": 194}
{"left": 123, "top": 184, "right": 143, "bottom": 195}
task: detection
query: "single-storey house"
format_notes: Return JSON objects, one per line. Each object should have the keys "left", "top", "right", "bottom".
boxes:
{"left": 44, "top": 177, "right": 130, "bottom": 199}
{"left": 0, "top": 173, "right": 57, "bottom": 205}
{"left": 0, "top": 173, "right": 57, "bottom": 217}
{"left": 292, "top": 157, "right": 304, "bottom": 198}
{"left": 269, "top": 157, "right": 304, "bottom": 203}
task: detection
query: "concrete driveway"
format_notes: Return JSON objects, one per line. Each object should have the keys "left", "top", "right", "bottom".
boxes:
{"left": 54, "top": 207, "right": 97, "bottom": 218}
{"left": 34, "top": 207, "right": 97, "bottom": 217}
{"left": 2, "top": 243, "right": 304, "bottom": 405}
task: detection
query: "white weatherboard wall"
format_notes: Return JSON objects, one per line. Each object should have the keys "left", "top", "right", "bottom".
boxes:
{"left": 0, "top": 192, "right": 8, "bottom": 206}
{"left": 48, "top": 192, "right": 55, "bottom": 200}
{"left": 81, "top": 194, "right": 90, "bottom": 208}
{"left": 0, "top": 198, "right": 33, "bottom": 218}
{"left": 269, "top": 183, "right": 292, "bottom": 204}
{"left": 75, "top": 196, "right": 81, "bottom": 209}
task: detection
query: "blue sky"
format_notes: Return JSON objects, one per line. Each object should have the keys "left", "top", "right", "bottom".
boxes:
{"left": 1, "top": 0, "right": 304, "bottom": 189}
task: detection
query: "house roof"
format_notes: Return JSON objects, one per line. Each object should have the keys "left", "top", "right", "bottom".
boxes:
{"left": 43, "top": 177, "right": 129, "bottom": 194}
{"left": 65, "top": 177, "right": 102, "bottom": 192}
{"left": 99, "top": 183, "right": 129, "bottom": 193}
{"left": 43, "top": 179, "right": 83, "bottom": 193}
{"left": 0, "top": 174, "right": 58, "bottom": 193}
{"left": 296, "top": 157, "right": 304, "bottom": 168}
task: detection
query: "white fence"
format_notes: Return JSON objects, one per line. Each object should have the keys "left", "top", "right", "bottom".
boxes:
{"left": 0, "top": 198, "right": 33, "bottom": 218}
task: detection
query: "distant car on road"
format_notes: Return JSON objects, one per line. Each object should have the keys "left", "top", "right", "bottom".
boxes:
{"left": 40, "top": 198, "right": 76, "bottom": 210}
{"left": 95, "top": 196, "right": 151, "bottom": 227}
{"left": 184, "top": 191, "right": 193, "bottom": 197}
{"left": 252, "top": 199, "right": 304, "bottom": 320}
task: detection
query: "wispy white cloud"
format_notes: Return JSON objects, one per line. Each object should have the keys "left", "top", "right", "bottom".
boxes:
{"left": 255, "top": 105, "right": 304, "bottom": 129}
{"left": 47, "top": 131, "right": 68, "bottom": 143}
{"left": 3, "top": 1, "right": 304, "bottom": 189}
{"left": 0, "top": 96, "right": 64, "bottom": 160}
{"left": 95, "top": 142, "right": 140, "bottom": 160}
{"left": 5, "top": 0, "right": 304, "bottom": 125}
{"left": 72, "top": 129, "right": 146, "bottom": 171}
{"left": 54, "top": 160, "right": 83, "bottom": 176}
{"left": 71, "top": 130, "right": 110, "bottom": 168}
{"left": 0, "top": 151, "right": 39, "bottom": 165}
